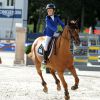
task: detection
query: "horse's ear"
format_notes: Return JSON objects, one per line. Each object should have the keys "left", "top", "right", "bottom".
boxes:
{"left": 66, "top": 19, "right": 70, "bottom": 26}
{"left": 75, "top": 18, "right": 79, "bottom": 23}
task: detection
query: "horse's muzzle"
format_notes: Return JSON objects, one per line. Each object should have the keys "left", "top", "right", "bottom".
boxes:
{"left": 75, "top": 39, "right": 80, "bottom": 46}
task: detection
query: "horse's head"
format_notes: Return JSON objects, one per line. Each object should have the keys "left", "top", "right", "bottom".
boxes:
{"left": 67, "top": 20, "right": 80, "bottom": 46}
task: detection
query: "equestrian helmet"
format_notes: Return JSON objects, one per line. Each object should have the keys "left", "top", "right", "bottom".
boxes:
{"left": 46, "top": 3, "right": 56, "bottom": 9}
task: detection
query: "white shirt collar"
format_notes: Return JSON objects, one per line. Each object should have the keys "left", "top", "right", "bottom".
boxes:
{"left": 50, "top": 15, "right": 54, "bottom": 21}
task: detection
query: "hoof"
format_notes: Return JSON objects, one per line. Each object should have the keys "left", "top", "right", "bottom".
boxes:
{"left": 57, "top": 83, "right": 61, "bottom": 91}
{"left": 65, "top": 95, "right": 70, "bottom": 100}
{"left": 71, "top": 84, "right": 78, "bottom": 90}
{"left": 43, "top": 86, "right": 48, "bottom": 93}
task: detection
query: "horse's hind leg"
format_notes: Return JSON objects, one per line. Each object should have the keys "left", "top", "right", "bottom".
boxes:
{"left": 33, "top": 55, "right": 48, "bottom": 93}
{"left": 35, "top": 63, "right": 48, "bottom": 93}
{"left": 49, "top": 68, "right": 61, "bottom": 91}
{"left": 68, "top": 65, "right": 79, "bottom": 90}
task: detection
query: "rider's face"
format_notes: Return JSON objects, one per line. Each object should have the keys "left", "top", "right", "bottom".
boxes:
{"left": 47, "top": 9, "right": 54, "bottom": 16}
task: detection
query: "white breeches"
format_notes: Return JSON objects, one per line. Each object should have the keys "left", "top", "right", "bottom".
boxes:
{"left": 42, "top": 36, "right": 51, "bottom": 51}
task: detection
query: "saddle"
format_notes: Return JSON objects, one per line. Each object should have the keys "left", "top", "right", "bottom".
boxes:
{"left": 37, "top": 32, "right": 61, "bottom": 58}
{"left": 38, "top": 38, "right": 56, "bottom": 58}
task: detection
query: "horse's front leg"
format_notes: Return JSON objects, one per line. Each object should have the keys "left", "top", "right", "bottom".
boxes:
{"left": 35, "top": 63, "right": 48, "bottom": 93}
{"left": 57, "top": 71, "right": 70, "bottom": 100}
{"left": 68, "top": 65, "right": 79, "bottom": 90}
{"left": 49, "top": 68, "right": 61, "bottom": 91}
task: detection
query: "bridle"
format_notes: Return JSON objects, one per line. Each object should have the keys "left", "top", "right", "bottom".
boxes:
{"left": 67, "top": 25, "right": 80, "bottom": 46}
{"left": 59, "top": 24, "right": 80, "bottom": 46}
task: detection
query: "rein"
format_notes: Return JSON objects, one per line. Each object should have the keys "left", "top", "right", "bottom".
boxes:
{"left": 54, "top": 25, "right": 78, "bottom": 55}
{"left": 60, "top": 25, "right": 75, "bottom": 41}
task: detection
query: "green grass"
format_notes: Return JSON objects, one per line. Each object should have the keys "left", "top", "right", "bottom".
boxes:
{"left": 28, "top": 24, "right": 34, "bottom": 33}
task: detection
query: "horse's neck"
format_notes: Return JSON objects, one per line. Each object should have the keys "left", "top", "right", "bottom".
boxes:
{"left": 56, "top": 35, "right": 70, "bottom": 54}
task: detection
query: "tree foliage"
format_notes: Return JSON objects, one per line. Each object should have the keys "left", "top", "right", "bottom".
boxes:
{"left": 28, "top": 0, "right": 100, "bottom": 32}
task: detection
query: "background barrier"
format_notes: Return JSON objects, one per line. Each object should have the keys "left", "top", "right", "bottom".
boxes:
{"left": 74, "top": 33, "right": 100, "bottom": 71}
{"left": 73, "top": 33, "right": 88, "bottom": 67}
{"left": 25, "top": 32, "right": 100, "bottom": 71}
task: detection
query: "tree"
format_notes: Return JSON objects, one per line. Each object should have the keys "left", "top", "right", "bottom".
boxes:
{"left": 28, "top": 0, "right": 53, "bottom": 33}
{"left": 28, "top": 0, "right": 100, "bottom": 32}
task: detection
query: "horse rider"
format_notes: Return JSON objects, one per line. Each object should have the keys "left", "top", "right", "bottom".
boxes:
{"left": 42, "top": 3, "right": 65, "bottom": 65}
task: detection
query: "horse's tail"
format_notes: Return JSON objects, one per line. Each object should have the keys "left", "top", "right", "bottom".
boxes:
{"left": 27, "top": 37, "right": 44, "bottom": 64}
{"left": 27, "top": 52, "right": 32, "bottom": 58}
{"left": 27, "top": 39, "right": 37, "bottom": 59}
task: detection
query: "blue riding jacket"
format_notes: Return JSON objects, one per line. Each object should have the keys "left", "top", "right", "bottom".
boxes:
{"left": 44, "top": 15, "right": 65, "bottom": 37}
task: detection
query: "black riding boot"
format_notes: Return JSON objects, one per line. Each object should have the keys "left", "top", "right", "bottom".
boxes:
{"left": 42, "top": 51, "right": 48, "bottom": 65}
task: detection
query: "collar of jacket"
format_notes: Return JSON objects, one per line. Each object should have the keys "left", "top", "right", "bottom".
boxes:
{"left": 47, "top": 15, "right": 57, "bottom": 19}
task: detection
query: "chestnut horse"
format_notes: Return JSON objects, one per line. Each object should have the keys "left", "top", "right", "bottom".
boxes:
{"left": 28, "top": 21, "right": 80, "bottom": 100}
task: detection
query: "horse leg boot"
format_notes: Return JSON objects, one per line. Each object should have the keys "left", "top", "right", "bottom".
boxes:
{"left": 42, "top": 50, "right": 48, "bottom": 65}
